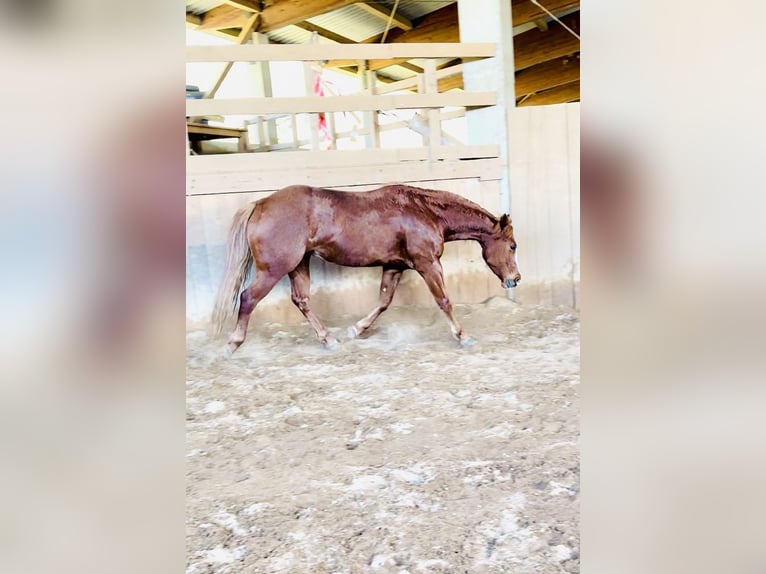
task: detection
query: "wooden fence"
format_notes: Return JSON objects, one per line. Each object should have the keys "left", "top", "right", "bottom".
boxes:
{"left": 186, "top": 42, "right": 504, "bottom": 195}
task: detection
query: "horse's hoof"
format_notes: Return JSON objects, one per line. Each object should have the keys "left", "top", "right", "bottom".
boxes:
{"left": 323, "top": 335, "right": 339, "bottom": 351}
{"left": 223, "top": 345, "right": 234, "bottom": 358}
{"left": 347, "top": 325, "right": 359, "bottom": 340}
{"left": 459, "top": 336, "right": 476, "bottom": 348}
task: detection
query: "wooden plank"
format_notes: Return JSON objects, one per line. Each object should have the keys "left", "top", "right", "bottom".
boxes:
{"left": 304, "top": 60, "right": 320, "bottom": 150}
{"left": 197, "top": 4, "right": 248, "bottom": 31}
{"left": 362, "top": 68, "right": 380, "bottom": 149}
{"left": 514, "top": 56, "right": 579, "bottom": 96}
{"left": 511, "top": 0, "right": 580, "bottom": 27}
{"left": 514, "top": 11, "right": 579, "bottom": 71}
{"left": 376, "top": 64, "right": 465, "bottom": 95}
{"left": 258, "top": 0, "right": 359, "bottom": 32}
{"left": 517, "top": 81, "right": 579, "bottom": 106}
{"left": 221, "top": 0, "right": 260, "bottom": 12}
{"left": 423, "top": 60, "right": 441, "bottom": 149}
{"left": 186, "top": 92, "right": 497, "bottom": 116}
{"left": 187, "top": 123, "right": 247, "bottom": 139}
{"left": 187, "top": 145, "right": 500, "bottom": 173}
{"left": 186, "top": 43, "right": 496, "bottom": 62}
{"left": 186, "top": 158, "right": 505, "bottom": 195}
{"left": 382, "top": 3, "right": 459, "bottom": 44}
{"left": 355, "top": 2, "right": 413, "bottom": 31}
{"left": 186, "top": 13, "right": 202, "bottom": 26}
{"left": 437, "top": 74, "right": 463, "bottom": 92}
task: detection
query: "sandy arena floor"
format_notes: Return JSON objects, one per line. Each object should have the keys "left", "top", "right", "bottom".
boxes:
{"left": 186, "top": 298, "right": 579, "bottom": 574}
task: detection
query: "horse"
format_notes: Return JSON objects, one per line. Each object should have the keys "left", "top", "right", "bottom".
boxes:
{"left": 211, "top": 184, "right": 521, "bottom": 355}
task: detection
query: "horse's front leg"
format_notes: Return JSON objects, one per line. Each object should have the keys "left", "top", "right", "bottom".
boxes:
{"left": 289, "top": 256, "right": 337, "bottom": 349}
{"left": 348, "top": 267, "right": 403, "bottom": 339}
{"left": 415, "top": 259, "right": 474, "bottom": 346}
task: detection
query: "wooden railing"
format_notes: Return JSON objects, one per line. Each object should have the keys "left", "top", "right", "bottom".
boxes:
{"left": 186, "top": 42, "right": 503, "bottom": 194}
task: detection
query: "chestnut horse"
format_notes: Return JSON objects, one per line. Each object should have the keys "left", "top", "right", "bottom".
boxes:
{"left": 211, "top": 184, "right": 520, "bottom": 354}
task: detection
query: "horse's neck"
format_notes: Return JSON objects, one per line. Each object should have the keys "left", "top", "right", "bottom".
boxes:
{"left": 437, "top": 205, "right": 496, "bottom": 243}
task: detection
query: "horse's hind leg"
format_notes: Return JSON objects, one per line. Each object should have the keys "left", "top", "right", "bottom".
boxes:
{"left": 288, "top": 256, "right": 337, "bottom": 349}
{"left": 226, "top": 271, "right": 282, "bottom": 355}
{"left": 348, "top": 267, "right": 403, "bottom": 339}
{"left": 415, "top": 259, "right": 474, "bottom": 346}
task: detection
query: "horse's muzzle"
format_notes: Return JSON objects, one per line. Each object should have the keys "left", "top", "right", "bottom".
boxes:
{"left": 505, "top": 277, "right": 519, "bottom": 288}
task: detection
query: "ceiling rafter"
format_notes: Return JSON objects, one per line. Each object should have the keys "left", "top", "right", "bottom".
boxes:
{"left": 515, "top": 54, "right": 579, "bottom": 96}
{"left": 517, "top": 80, "right": 579, "bottom": 106}
{"left": 513, "top": 11, "right": 579, "bottom": 70}
{"left": 186, "top": 1, "right": 581, "bottom": 107}
{"left": 355, "top": 2, "right": 413, "bottom": 31}
{"left": 511, "top": 0, "right": 580, "bottom": 26}
{"left": 196, "top": 4, "right": 249, "bottom": 31}
{"left": 258, "top": 0, "right": 360, "bottom": 33}
{"left": 220, "top": 0, "right": 260, "bottom": 12}
{"left": 293, "top": 20, "right": 356, "bottom": 44}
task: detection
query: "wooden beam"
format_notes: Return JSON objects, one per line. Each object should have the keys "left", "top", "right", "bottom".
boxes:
{"left": 376, "top": 64, "right": 464, "bottom": 95}
{"left": 186, "top": 92, "right": 497, "bottom": 116}
{"left": 355, "top": 2, "right": 414, "bottom": 31}
{"left": 437, "top": 74, "right": 463, "bottom": 92}
{"left": 187, "top": 13, "right": 242, "bottom": 42}
{"left": 514, "top": 55, "right": 579, "bottom": 96}
{"left": 221, "top": 0, "right": 260, "bottom": 12}
{"left": 186, "top": 43, "right": 496, "bottom": 62}
{"left": 258, "top": 0, "right": 359, "bottom": 32}
{"left": 517, "top": 81, "right": 579, "bottom": 106}
{"left": 205, "top": 13, "right": 260, "bottom": 99}
{"left": 511, "top": 0, "right": 580, "bottom": 27}
{"left": 382, "top": 3, "right": 459, "bottom": 44}
{"left": 187, "top": 157, "right": 504, "bottom": 195}
{"left": 514, "top": 11, "right": 579, "bottom": 70}
{"left": 197, "top": 5, "right": 248, "bottom": 31}
{"left": 293, "top": 21, "right": 355, "bottom": 44}
{"left": 188, "top": 146, "right": 499, "bottom": 172}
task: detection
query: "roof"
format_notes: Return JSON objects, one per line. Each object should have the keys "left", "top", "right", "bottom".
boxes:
{"left": 186, "top": 0, "right": 580, "bottom": 105}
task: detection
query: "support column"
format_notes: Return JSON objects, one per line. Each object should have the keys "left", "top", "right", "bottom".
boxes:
{"left": 457, "top": 0, "right": 515, "bottom": 214}
{"left": 358, "top": 61, "right": 380, "bottom": 149}
{"left": 248, "top": 32, "right": 277, "bottom": 148}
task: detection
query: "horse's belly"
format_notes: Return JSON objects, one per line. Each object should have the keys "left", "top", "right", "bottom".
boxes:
{"left": 313, "top": 244, "right": 408, "bottom": 268}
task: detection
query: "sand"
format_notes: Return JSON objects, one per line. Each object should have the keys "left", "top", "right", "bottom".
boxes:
{"left": 186, "top": 298, "right": 579, "bottom": 573}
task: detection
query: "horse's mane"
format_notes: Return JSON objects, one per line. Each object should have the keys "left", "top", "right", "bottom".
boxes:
{"left": 384, "top": 184, "right": 498, "bottom": 230}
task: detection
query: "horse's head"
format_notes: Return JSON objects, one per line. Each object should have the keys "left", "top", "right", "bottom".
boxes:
{"left": 482, "top": 214, "right": 521, "bottom": 289}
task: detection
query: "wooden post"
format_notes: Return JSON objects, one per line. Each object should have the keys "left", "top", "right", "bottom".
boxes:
{"left": 357, "top": 61, "right": 380, "bottom": 150}
{"left": 423, "top": 59, "right": 442, "bottom": 151}
{"left": 291, "top": 113, "right": 299, "bottom": 149}
{"left": 303, "top": 62, "right": 320, "bottom": 151}
{"left": 327, "top": 111, "right": 337, "bottom": 150}
{"left": 303, "top": 33, "right": 321, "bottom": 151}
{"left": 252, "top": 32, "right": 278, "bottom": 146}
{"left": 365, "top": 70, "right": 380, "bottom": 149}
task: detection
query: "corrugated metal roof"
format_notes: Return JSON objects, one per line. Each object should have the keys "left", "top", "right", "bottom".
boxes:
{"left": 307, "top": 4, "right": 387, "bottom": 43}
{"left": 186, "top": 0, "right": 225, "bottom": 16}
{"left": 266, "top": 25, "right": 315, "bottom": 45}
{"left": 393, "top": 0, "right": 456, "bottom": 21}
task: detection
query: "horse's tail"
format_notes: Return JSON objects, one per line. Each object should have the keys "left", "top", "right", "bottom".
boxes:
{"left": 211, "top": 202, "right": 257, "bottom": 335}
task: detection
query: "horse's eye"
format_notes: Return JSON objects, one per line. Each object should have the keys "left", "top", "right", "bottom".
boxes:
{"left": 510, "top": 245, "right": 517, "bottom": 252}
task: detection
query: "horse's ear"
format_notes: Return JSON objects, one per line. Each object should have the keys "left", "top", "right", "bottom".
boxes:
{"left": 499, "top": 214, "right": 511, "bottom": 229}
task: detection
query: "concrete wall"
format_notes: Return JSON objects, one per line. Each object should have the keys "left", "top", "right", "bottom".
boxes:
{"left": 508, "top": 102, "right": 580, "bottom": 308}
{"left": 186, "top": 102, "right": 580, "bottom": 327}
